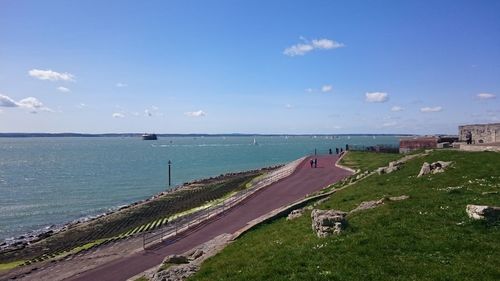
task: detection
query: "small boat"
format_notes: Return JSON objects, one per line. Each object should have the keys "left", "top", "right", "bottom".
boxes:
{"left": 142, "top": 133, "right": 157, "bottom": 140}
{"left": 253, "top": 138, "right": 258, "bottom": 145}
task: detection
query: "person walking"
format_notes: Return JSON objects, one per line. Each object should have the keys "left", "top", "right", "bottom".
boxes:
{"left": 336, "top": 148, "right": 339, "bottom": 154}
{"left": 329, "top": 148, "right": 332, "bottom": 155}
{"left": 466, "top": 131, "right": 472, "bottom": 144}
{"left": 310, "top": 159, "right": 314, "bottom": 168}
{"left": 314, "top": 158, "right": 318, "bottom": 168}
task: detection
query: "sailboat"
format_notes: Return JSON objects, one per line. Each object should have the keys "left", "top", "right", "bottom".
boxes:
{"left": 253, "top": 138, "right": 258, "bottom": 145}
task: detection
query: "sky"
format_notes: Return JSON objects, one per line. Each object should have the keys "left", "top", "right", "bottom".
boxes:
{"left": 0, "top": 0, "right": 499, "bottom": 134}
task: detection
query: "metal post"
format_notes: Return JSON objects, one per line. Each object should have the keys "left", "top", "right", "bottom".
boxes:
{"left": 314, "top": 148, "right": 317, "bottom": 155}
{"left": 168, "top": 160, "right": 172, "bottom": 186}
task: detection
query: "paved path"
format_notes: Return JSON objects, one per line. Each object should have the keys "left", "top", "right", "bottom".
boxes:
{"left": 68, "top": 154, "right": 352, "bottom": 281}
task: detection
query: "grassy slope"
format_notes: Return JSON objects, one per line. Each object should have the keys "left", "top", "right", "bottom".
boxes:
{"left": 339, "top": 151, "right": 402, "bottom": 172}
{"left": 190, "top": 150, "right": 500, "bottom": 281}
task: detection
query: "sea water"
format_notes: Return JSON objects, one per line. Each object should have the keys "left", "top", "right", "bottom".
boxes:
{"left": 0, "top": 136, "right": 399, "bottom": 241}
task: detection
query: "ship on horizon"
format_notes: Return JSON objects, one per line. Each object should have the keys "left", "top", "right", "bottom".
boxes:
{"left": 142, "top": 133, "right": 157, "bottom": 140}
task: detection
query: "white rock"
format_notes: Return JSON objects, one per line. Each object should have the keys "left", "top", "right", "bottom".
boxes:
{"left": 287, "top": 209, "right": 304, "bottom": 220}
{"left": 417, "top": 162, "right": 431, "bottom": 177}
{"left": 466, "top": 204, "right": 500, "bottom": 220}
{"left": 311, "top": 209, "right": 347, "bottom": 238}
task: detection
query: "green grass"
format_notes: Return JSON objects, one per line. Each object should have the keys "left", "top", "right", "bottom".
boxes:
{"left": 340, "top": 151, "right": 402, "bottom": 172}
{"left": 190, "top": 150, "right": 500, "bottom": 281}
{"left": 0, "top": 260, "right": 25, "bottom": 272}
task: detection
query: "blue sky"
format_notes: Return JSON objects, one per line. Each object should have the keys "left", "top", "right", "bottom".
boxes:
{"left": 0, "top": 0, "right": 499, "bottom": 134}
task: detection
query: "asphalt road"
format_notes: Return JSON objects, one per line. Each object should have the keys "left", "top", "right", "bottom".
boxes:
{"left": 68, "top": 154, "right": 352, "bottom": 281}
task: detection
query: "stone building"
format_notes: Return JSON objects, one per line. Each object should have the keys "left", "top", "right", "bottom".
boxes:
{"left": 399, "top": 136, "right": 438, "bottom": 153}
{"left": 459, "top": 123, "right": 500, "bottom": 144}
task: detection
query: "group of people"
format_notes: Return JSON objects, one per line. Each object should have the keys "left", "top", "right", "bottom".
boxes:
{"left": 310, "top": 146, "right": 350, "bottom": 168}
{"left": 310, "top": 158, "right": 318, "bottom": 168}
{"left": 328, "top": 146, "right": 348, "bottom": 155}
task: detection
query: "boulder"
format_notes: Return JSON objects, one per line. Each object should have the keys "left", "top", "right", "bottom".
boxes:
{"left": 388, "top": 195, "right": 410, "bottom": 201}
{"left": 287, "top": 209, "right": 304, "bottom": 220}
{"left": 386, "top": 165, "right": 400, "bottom": 173}
{"left": 153, "top": 264, "right": 198, "bottom": 281}
{"left": 417, "top": 162, "right": 431, "bottom": 177}
{"left": 190, "top": 249, "right": 204, "bottom": 260}
{"left": 417, "top": 161, "right": 452, "bottom": 177}
{"left": 377, "top": 161, "right": 404, "bottom": 175}
{"left": 350, "top": 199, "right": 385, "bottom": 213}
{"left": 350, "top": 195, "right": 409, "bottom": 214}
{"left": 151, "top": 234, "right": 232, "bottom": 281}
{"left": 431, "top": 161, "right": 452, "bottom": 174}
{"left": 163, "top": 254, "right": 189, "bottom": 265}
{"left": 184, "top": 248, "right": 204, "bottom": 260}
{"left": 466, "top": 205, "right": 500, "bottom": 221}
{"left": 311, "top": 209, "right": 347, "bottom": 238}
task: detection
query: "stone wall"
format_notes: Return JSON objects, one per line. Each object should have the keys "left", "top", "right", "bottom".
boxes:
{"left": 459, "top": 123, "right": 500, "bottom": 144}
{"left": 459, "top": 143, "right": 500, "bottom": 152}
{"left": 399, "top": 137, "right": 438, "bottom": 153}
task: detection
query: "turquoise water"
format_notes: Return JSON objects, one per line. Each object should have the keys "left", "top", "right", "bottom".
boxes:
{"left": 0, "top": 136, "right": 399, "bottom": 241}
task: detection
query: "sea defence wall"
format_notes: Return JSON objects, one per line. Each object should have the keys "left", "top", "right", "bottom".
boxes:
{"left": 459, "top": 123, "right": 500, "bottom": 144}
{"left": 142, "top": 156, "right": 306, "bottom": 248}
{"left": 458, "top": 143, "right": 500, "bottom": 152}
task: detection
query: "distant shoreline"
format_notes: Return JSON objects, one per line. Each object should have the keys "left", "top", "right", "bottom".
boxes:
{"left": 0, "top": 133, "right": 416, "bottom": 138}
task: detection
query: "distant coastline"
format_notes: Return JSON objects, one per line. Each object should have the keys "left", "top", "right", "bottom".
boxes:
{"left": 0, "top": 133, "right": 416, "bottom": 138}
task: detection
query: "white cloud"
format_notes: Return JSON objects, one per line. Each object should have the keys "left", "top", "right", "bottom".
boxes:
{"left": 112, "top": 112, "right": 125, "bottom": 118}
{"left": 29, "top": 69, "right": 75, "bottom": 81}
{"left": 18, "top": 97, "right": 43, "bottom": 109}
{"left": 116, "top": 82, "right": 128, "bottom": 88}
{"left": 0, "top": 94, "right": 51, "bottom": 113}
{"left": 365, "top": 92, "right": 389, "bottom": 103}
{"left": 382, "top": 121, "right": 398, "bottom": 127}
{"left": 477, "top": 93, "right": 496, "bottom": 100}
{"left": 285, "top": 104, "right": 293, "bottom": 109}
{"left": 321, "top": 85, "right": 333, "bottom": 93}
{"left": 284, "top": 43, "right": 314, "bottom": 56}
{"left": 312, "top": 39, "right": 344, "bottom": 49}
{"left": 420, "top": 106, "right": 442, "bottom": 113}
{"left": 57, "top": 86, "right": 70, "bottom": 93}
{"left": 185, "top": 110, "right": 206, "bottom": 117}
{"left": 391, "top": 106, "right": 404, "bottom": 112}
{"left": 284, "top": 38, "right": 344, "bottom": 56}
{"left": 305, "top": 88, "right": 314, "bottom": 93}
{"left": 77, "top": 103, "right": 86, "bottom": 109}
{"left": 145, "top": 109, "right": 152, "bottom": 117}
{"left": 0, "top": 94, "right": 19, "bottom": 107}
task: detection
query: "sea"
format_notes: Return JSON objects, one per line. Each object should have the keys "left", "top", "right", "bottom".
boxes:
{"left": 0, "top": 135, "right": 399, "bottom": 241}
